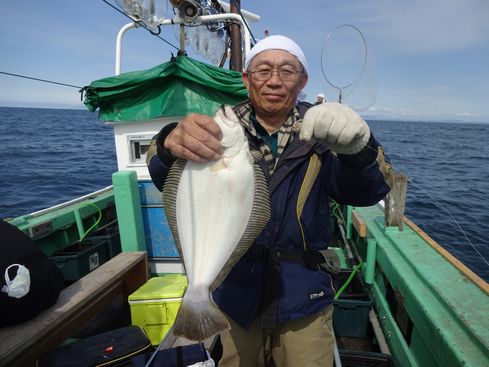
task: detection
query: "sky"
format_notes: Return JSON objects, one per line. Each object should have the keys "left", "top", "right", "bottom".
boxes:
{"left": 1, "top": 0, "right": 488, "bottom": 122}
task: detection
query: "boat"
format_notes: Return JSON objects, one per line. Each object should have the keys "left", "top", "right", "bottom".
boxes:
{"left": 1, "top": 1, "right": 488, "bottom": 366}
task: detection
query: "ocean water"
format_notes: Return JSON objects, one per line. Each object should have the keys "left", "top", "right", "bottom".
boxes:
{"left": 0, "top": 107, "right": 117, "bottom": 217}
{"left": 1, "top": 107, "right": 488, "bottom": 281}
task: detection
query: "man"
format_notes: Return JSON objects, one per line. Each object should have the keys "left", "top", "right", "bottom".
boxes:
{"left": 147, "top": 35, "right": 391, "bottom": 366}
{"left": 315, "top": 93, "right": 325, "bottom": 105}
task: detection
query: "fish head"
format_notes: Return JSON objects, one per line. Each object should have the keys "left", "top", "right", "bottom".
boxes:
{"left": 214, "top": 105, "right": 247, "bottom": 157}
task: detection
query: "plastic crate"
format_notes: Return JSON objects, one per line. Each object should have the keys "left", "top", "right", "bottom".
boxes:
{"left": 50, "top": 238, "right": 109, "bottom": 282}
{"left": 87, "top": 232, "right": 121, "bottom": 259}
{"left": 337, "top": 350, "right": 394, "bottom": 367}
{"left": 332, "top": 270, "right": 373, "bottom": 338}
{"left": 128, "top": 274, "right": 188, "bottom": 345}
{"left": 87, "top": 220, "right": 121, "bottom": 258}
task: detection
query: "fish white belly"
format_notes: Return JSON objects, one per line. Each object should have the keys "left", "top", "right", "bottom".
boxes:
{"left": 177, "top": 155, "right": 254, "bottom": 288}
{"left": 162, "top": 105, "right": 270, "bottom": 341}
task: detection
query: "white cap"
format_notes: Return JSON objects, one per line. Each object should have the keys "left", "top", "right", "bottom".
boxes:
{"left": 244, "top": 35, "right": 308, "bottom": 74}
{"left": 317, "top": 93, "right": 325, "bottom": 98}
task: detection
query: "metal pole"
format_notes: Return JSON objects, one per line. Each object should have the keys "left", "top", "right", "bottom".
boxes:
{"left": 115, "top": 22, "right": 138, "bottom": 75}
{"left": 333, "top": 340, "right": 343, "bottom": 367}
{"left": 230, "top": 0, "right": 242, "bottom": 71}
{"left": 369, "top": 309, "right": 392, "bottom": 355}
{"left": 179, "top": 23, "right": 187, "bottom": 56}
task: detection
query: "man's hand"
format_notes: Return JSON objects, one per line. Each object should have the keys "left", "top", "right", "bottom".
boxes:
{"left": 300, "top": 102, "right": 370, "bottom": 155}
{"left": 164, "top": 113, "right": 223, "bottom": 163}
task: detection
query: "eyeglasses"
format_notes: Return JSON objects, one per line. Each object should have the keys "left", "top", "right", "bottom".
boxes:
{"left": 248, "top": 67, "right": 302, "bottom": 82}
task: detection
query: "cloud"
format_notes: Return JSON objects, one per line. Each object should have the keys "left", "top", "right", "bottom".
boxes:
{"left": 256, "top": 1, "right": 489, "bottom": 55}
{"left": 2, "top": 0, "right": 488, "bottom": 120}
{"left": 347, "top": 0, "right": 489, "bottom": 54}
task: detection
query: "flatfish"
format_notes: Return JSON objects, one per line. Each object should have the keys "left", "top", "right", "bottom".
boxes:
{"left": 162, "top": 105, "right": 271, "bottom": 341}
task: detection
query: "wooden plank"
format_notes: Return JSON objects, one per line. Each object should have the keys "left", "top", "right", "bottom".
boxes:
{"left": 351, "top": 209, "right": 367, "bottom": 238}
{"left": 385, "top": 172, "right": 408, "bottom": 229}
{"left": 0, "top": 251, "right": 148, "bottom": 367}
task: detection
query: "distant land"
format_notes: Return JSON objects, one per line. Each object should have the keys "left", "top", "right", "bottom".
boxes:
{"left": 361, "top": 107, "right": 489, "bottom": 124}
{"left": 362, "top": 113, "right": 489, "bottom": 124}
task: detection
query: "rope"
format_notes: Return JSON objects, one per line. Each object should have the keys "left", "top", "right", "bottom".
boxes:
{"left": 0, "top": 71, "right": 81, "bottom": 89}
{"left": 79, "top": 203, "right": 103, "bottom": 242}
{"left": 101, "top": 0, "right": 179, "bottom": 50}
{"left": 330, "top": 200, "right": 344, "bottom": 224}
{"left": 334, "top": 261, "right": 363, "bottom": 300}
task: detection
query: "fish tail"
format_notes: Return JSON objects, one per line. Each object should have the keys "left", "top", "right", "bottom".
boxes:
{"left": 173, "top": 285, "right": 230, "bottom": 341}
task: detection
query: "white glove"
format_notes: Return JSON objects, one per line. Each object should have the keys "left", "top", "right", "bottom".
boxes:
{"left": 300, "top": 102, "right": 370, "bottom": 155}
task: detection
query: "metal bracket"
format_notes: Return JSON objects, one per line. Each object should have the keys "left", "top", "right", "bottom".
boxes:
{"left": 28, "top": 221, "right": 52, "bottom": 239}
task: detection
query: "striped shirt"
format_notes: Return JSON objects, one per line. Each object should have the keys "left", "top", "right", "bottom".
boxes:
{"left": 233, "top": 101, "right": 302, "bottom": 176}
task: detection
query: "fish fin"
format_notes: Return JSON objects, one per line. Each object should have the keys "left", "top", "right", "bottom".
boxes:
{"left": 173, "top": 288, "right": 230, "bottom": 341}
{"left": 211, "top": 163, "right": 271, "bottom": 289}
{"left": 162, "top": 158, "right": 187, "bottom": 259}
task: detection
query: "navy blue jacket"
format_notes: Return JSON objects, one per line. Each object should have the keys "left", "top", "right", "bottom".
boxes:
{"left": 147, "top": 107, "right": 391, "bottom": 329}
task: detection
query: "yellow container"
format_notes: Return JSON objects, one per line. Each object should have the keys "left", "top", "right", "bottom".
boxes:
{"left": 128, "top": 274, "right": 188, "bottom": 345}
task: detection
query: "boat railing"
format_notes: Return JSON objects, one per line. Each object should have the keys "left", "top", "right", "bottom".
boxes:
{"left": 115, "top": 12, "right": 253, "bottom": 75}
{"left": 26, "top": 185, "right": 113, "bottom": 218}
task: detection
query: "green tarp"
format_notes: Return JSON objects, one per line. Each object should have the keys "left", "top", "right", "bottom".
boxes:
{"left": 83, "top": 56, "right": 248, "bottom": 122}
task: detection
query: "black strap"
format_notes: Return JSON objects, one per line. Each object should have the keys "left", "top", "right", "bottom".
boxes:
{"left": 175, "top": 344, "right": 207, "bottom": 366}
{"left": 246, "top": 247, "right": 324, "bottom": 268}
{"left": 303, "top": 249, "right": 326, "bottom": 269}
{"left": 246, "top": 247, "right": 303, "bottom": 262}
{"left": 176, "top": 346, "right": 183, "bottom": 367}
{"left": 261, "top": 249, "right": 282, "bottom": 330}
{"left": 199, "top": 342, "right": 208, "bottom": 361}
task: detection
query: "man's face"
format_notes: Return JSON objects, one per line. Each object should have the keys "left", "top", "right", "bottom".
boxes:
{"left": 243, "top": 50, "right": 308, "bottom": 118}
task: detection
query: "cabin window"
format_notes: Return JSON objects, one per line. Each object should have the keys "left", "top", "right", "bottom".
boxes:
{"left": 130, "top": 138, "right": 151, "bottom": 164}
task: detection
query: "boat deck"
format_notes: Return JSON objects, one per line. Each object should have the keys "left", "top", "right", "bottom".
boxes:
{"left": 352, "top": 204, "right": 489, "bottom": 367}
